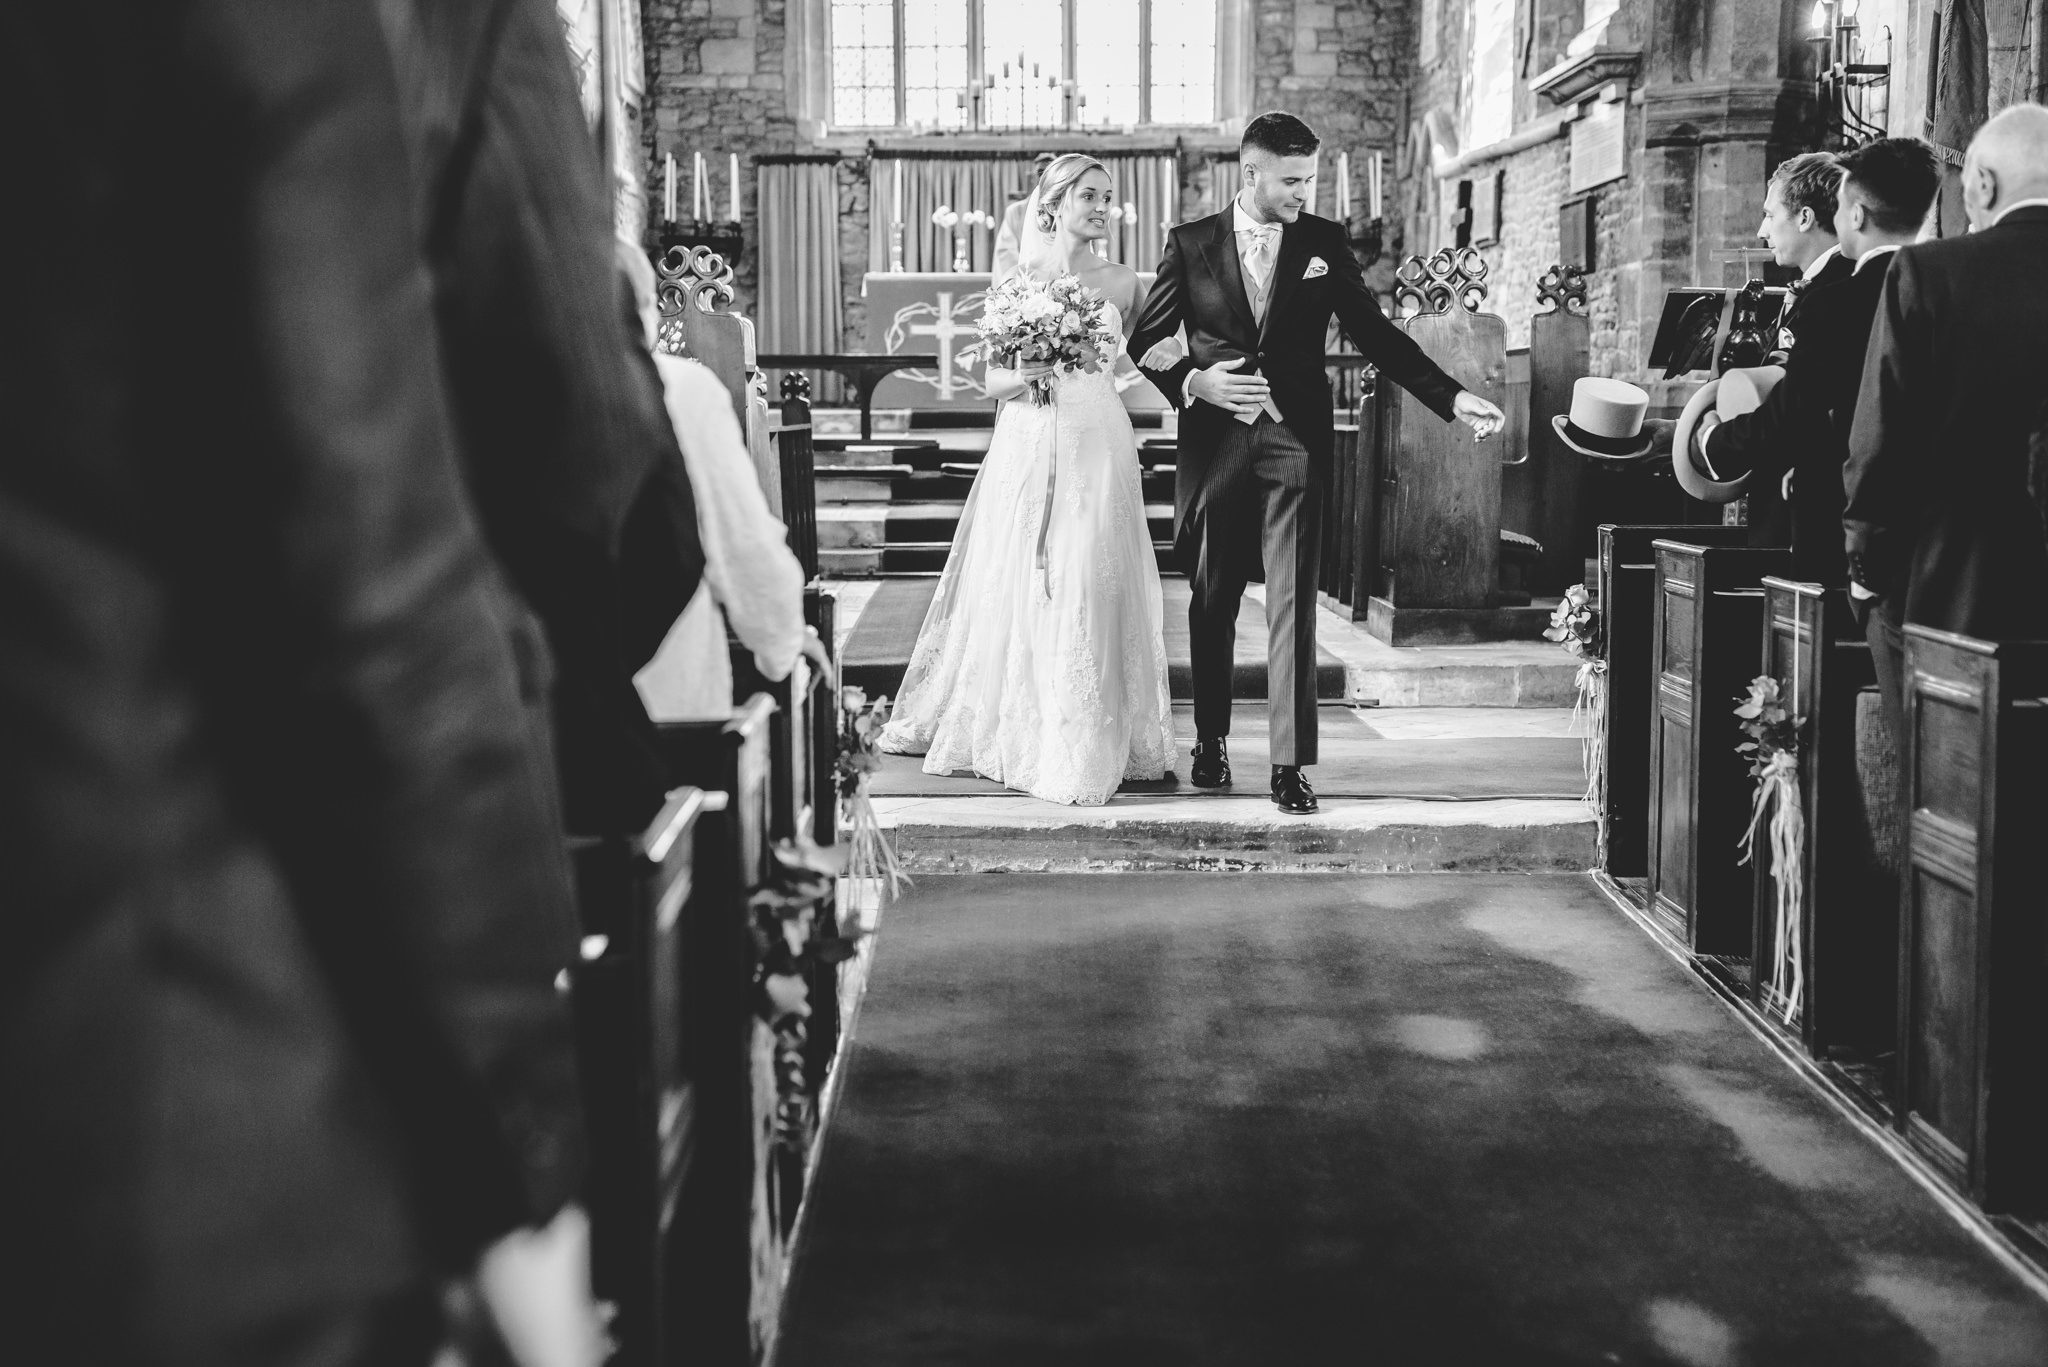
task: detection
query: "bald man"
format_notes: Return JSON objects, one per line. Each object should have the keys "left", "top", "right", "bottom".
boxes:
{"left": 1844, "top": 103, "right": 2048, "bottom": 733}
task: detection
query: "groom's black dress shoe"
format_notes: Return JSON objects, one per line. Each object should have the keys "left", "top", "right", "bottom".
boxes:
{"left": 1190, "top": 737, "right": 1231, "bottom": 788}
{"left": 1272, "top": 765, "right": 1318, "bottom": 814}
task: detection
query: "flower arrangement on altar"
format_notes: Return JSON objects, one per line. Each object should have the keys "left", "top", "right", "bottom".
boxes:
{"left": 976, "top": 273, "right": 1122, "bottom": 408}
{"left": 932, "top": 205, "right": 997, "bottom": 272}
{"left": 1735, "top": 674, "right": 1807, "bottom": 1023}
{"left": 1543, "top": 583, "right": 1607, "bottom": 814}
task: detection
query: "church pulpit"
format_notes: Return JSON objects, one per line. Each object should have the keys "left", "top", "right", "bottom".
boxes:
{"left": 1752, "top": 580, "right": 1886, "bottom": 1054}
{"left": 1646, "top": 540, "right": 1793, "bottom": 958}
{"left": 567, "top": 786, "right": 711, "bottom": 1367}
{"left": 1597, "top": 523, "right": 1747, "bottom": 880}
{"left": 1896, "top": 628, "right": 2048, "bottom": 1212}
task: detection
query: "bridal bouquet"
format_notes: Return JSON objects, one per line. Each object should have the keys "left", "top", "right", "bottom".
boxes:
{"left": 977, "top": 273, "right": 1122, "bottom": 407}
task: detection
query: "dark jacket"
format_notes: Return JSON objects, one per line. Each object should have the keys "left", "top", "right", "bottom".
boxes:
{"left": 1703, "top": 256, "right": 1886, "bottom": 585}
{"left": 382, "top": 0, "right": 705, "bottom": 834}
{"left": 2, "top": 0, "right": 583, "bottom": 1359}
{"left": 1844, "top": 206, "right": 2048, "bottom": 637}
{"left": 1127, "top": 211, "right": 1463, "bottom": 566}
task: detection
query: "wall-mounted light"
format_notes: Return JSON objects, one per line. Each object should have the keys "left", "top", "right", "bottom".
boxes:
{"left": 1808, "top": 0, "right": 1890, "bottom": 147}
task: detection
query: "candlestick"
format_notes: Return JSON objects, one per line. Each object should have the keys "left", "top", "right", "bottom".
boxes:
{"left": 728, "top": 152, "right": 739, "bottom": 221}
{"left": 665, "top": 153, "right": 676, "bottom": 223}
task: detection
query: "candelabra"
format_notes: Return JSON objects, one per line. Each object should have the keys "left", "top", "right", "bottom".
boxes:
{"left": 1807, "top": 0, "right": 1890, "bottom": 147}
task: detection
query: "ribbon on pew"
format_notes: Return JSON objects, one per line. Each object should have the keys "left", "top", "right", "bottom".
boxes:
{"left": 1735, "top": 648, "right": 1808, "bottom": 1024}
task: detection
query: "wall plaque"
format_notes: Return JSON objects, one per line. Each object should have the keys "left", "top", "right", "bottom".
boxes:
{"left": 1569, "top": 99, "right": 1627, "bottom": 194}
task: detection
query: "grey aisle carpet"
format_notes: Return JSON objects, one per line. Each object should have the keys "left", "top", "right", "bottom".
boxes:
{"left": 778, "top": 873, "right": 2048, "bottom": 1366}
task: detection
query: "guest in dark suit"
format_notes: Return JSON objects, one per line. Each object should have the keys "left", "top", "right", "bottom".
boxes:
{"left": 380, "top": 0, "right": 706, "bottom": 836}
{"left": 1845, "top": 103, "right": 2048, "bottom": 733}
{"left": 1740, "top": 151, "right": 1851, "bottom": 546}
{"left": 1, "top": 2, "right": 593, "bottom": 1363}
{"left": 1128, "top": 112, "right": 1503, "bottom": 814}
{"left": 1686, "top": 140, "right": 1941, "bottom": 593}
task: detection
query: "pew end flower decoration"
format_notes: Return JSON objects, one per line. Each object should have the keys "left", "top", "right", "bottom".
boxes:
{"left": 1543, "top": 583, "right": 1607, "bottom": 813}
{"left": 1735, "top": 674, "right": 1807, "bottom": 1024}
{"left": 836, "top": 686, "right": 908, "bottom": 904}
{"left": 977, "top": 273, "right": 1122, "bottom": 407}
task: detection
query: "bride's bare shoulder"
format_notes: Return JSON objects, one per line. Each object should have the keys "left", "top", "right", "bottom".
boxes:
{"left": 1081, "top": 260, "right": 1142, "bottom": 312}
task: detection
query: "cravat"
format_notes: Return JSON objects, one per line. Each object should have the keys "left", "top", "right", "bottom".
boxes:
{"left": 1241, "top": 225, "right": 1278, "bottom": 320}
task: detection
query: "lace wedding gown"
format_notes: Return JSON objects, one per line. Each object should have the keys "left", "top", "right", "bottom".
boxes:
{"left": 877, "top": 303, "right": 1174, "bottom": 805}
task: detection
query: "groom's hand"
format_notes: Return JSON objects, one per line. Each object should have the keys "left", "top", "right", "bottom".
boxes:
{"left": 1188, "top": 357, "right": 1272, "bottom": 416}
{"left": 1453, "top": 390, "right": 1506, "bottom": 441}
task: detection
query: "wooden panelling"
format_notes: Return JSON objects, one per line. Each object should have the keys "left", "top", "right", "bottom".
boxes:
{"left": 1646, "top": 541, "right": 1792, "bottom": 953}
{"left": 1598, "top": 524, "right": 1748, "bottom": 878}
{"left": 1896, "top": 629, "right": 2048, "bottom": 1212}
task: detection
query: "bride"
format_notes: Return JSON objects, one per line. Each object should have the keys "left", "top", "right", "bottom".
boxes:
{"left": 878, "top": 153, "right": 1174, "bottom": 805}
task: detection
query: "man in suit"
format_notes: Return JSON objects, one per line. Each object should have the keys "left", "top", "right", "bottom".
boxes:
{"left": 1742, "top": 151, "right": 1851, "bottom": 545}
{"left": 1685, "top": 139, "right": 1941, "bottom": 595}
{"left": 380, "top": 0, "right": 706, "bottom": 837}
{"left": 1128, "top": 112, "right": 1503, "bottom": 814}
{"left": 2, "top": 1, "right": 595, "bottom": 1362}
{"left": 1845, "top": 103, "right": 2048, "bottom": 734}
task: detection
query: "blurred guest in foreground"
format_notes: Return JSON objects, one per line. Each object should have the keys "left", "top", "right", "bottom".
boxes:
{"left": 1, "top": 2, "right": 596, "bottom": 1364}
{"left": 1845, "top": 103, "right": 2048, "bottom": 734}
{"left": 380, "top": 0, "right": 705, "bottom": 835}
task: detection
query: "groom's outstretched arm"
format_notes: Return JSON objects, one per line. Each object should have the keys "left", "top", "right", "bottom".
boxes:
{"left": 1127, "top": 228, "right": 1198, "bottom": 410}
{"left": 1327, "top": 223, "right": 1463, "bottom": 423}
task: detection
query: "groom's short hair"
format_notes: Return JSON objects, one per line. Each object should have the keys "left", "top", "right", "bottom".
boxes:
{"left": 1241, "top": 112, "right": 1319, "bottom": 163}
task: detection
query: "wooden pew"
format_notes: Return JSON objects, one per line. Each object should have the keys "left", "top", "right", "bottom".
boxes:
{"left": 1597, "top": 523, "right": 1747, "bottom": 879}
{"left": 1646, "top": 540, "right": 1793, "bottom": 959}
{"left": 1751, "top": 580, "right": 1887, "bottom": 1054}
{"left": 655, "top": 697, "right": 779, "bottom": 1363}
{"left": 1895, "top": 628, "right": 2048, "bottom": 1211}
{"left": 568, "top": 786, "right": 715, "bottom": 1367}
{"left": 775, "top": 374, "right": 819, "bottom": 581}
{"left": 728, "top": 592, "right": 839, "bottom": 853}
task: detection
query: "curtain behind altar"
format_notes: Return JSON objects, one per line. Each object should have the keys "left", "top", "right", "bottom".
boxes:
{"left": 757, "top": 159, "right": 844, "bottom": 355}
{"left": 867, "top": 153, "right": 1180, "bottom": 277}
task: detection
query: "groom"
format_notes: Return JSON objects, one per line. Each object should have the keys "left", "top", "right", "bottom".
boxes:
{"left": 1129, "top": 111, "right": 1504, "bottom": 813}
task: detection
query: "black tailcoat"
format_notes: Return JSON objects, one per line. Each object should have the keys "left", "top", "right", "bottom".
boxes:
{"left": 1705, "top": 255, "right": 1883, "bottom": 586}
{"left": 1126, "top": 210, "right": 1462, "bottom": 569}
{"left": 1844, "top": 206, "right": 2048, "bottom": 637}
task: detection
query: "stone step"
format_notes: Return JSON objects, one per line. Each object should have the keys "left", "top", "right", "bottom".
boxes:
{"left": 876, "top": 796, "right": 1594, "bottom": 872}
{"left": 872, "top": 541, "right": 1177, "bottom": 574}
{"left": 818, "top": 502, "right": 1175, "bottom": 551}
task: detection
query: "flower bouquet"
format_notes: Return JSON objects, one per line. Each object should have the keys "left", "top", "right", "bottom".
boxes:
{"left": 1543, "top": 583, "right": 1607, "bottom": 812}
{"left": 1735, "top": 674, "right": 1806, "bottom": 1023}
{"left": 976, "top": 272, "right": 1123, "bottom": 407}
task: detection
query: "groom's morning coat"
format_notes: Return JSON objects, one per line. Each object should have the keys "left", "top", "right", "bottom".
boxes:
{"left": 1127, "top": 210, "right": 1463, "bottom": 561}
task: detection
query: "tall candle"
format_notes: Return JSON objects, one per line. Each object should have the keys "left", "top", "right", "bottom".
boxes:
{"left": 693, "top": 151, "right": 705, "bottom": 221}
{"left": 729, "top": 152, "right": 740, "bottom": 221}
{"left": 664, "top": 153, "right": 676, "bottom": 223}
{"left": 1370, "top": 151, "right": 1383, "bottom": 220}
{"left": 892, "top": 161, "right": 903, "bottom": 229}
{"left": 1338, "top": 151, "right": 1350, "bottom": 219}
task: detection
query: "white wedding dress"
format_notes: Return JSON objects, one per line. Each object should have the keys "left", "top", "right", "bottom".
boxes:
{"left": 877, "top": 300, "right": 1175, "bottom": 805}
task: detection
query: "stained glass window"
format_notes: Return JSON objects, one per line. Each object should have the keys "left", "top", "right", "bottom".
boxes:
{"left": 831, "top": 0, "right": 898, "bottom": 127}
{"left": 1147, "top": 0, "right": 1216, "bottom": 125}
{"left": 902, "top": 0, "right": 971, "bottom": 128}
{"left": 1467, "top": 0, "right": 1515, "bottom": 149}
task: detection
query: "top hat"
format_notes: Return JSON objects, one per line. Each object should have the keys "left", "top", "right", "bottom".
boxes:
{"left": 1671, "top": 365, "right": 1785, "bottom": 503}
{"left": 1551, "top": 377, "right": 1657, "bottom": 462}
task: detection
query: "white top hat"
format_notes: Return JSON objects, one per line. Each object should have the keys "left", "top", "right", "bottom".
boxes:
{"left": 1672, "top": 365, "right": 1785, "bottom": 503}
{"left": 1551, "top": 377, "right": 1655, "bottom": 462}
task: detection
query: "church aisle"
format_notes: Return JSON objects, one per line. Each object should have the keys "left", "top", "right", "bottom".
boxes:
{"left": 780, "top": 874, "right": 2048, "bottom": 1366}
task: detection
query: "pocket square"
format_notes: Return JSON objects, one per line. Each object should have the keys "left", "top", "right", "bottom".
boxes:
{"left": 1303, "top": 256, "right": 1329, "bottom": 279}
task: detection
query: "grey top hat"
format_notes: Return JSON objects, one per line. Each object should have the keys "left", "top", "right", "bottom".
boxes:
{"left": 1552, "top": 377, "right": 1657, "bottom": 462}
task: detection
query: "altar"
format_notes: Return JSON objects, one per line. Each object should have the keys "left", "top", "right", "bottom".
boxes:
{"left": 861, "top": 271, "right": 1167, "bottom": 414}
